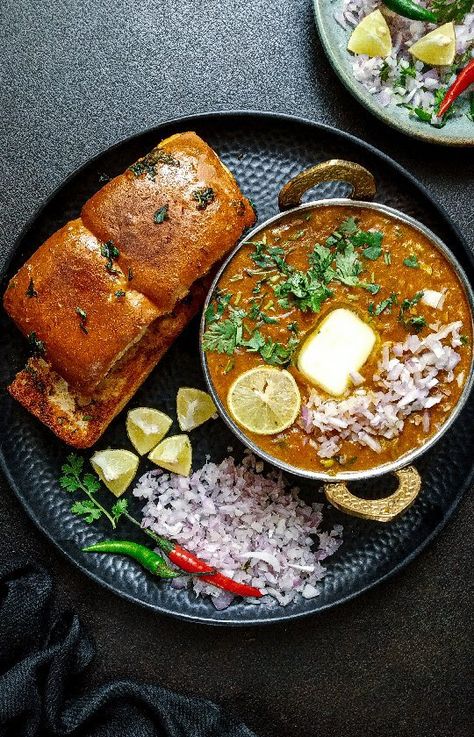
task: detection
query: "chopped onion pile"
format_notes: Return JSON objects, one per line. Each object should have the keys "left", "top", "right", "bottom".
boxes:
{"left": 133, "top": 453, "right": 343, "bottom": 609}
{"left": 300, "top": 322, "right": 463, "bottom": 459}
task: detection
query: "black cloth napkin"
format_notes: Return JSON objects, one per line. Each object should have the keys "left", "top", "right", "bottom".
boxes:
{"left": 0, "top": 557, "right": 258, "bottom": 737}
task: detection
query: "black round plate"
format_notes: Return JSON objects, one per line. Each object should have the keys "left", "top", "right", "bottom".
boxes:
{"left": 1, "top": 112, "right": 473, "bottom": 625}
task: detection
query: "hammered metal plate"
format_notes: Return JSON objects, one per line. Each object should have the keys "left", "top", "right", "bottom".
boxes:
{"left": 1, "top": 112, "right": 473, "bottom": 625}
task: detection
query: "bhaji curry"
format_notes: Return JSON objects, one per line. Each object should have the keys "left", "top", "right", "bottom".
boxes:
{"left": 203, "top": 205, "right": 473, "bottom": 474}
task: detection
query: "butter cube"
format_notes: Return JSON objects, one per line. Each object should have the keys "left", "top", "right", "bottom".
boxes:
{"left": 297, "top": 308, "right": 376, "bottom": 396}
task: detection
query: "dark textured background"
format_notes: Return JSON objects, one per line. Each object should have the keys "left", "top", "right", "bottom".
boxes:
{"left": 1, "top": 1, "right": 473, "bottom": 736}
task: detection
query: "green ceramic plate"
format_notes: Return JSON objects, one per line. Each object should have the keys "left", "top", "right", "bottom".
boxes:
{"left": 313, "top": 0, "right": 474, "bottom": 146}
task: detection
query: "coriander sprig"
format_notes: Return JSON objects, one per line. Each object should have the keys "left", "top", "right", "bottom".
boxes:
{"left": 59, "top": 454, "right": 124, "bottom": 528}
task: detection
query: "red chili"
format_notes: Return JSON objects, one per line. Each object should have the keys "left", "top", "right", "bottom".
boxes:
{"left": 438, "top": 59, "right": 474, "bottom": 117}
{"left": 153, "top": 535, "right": 262, "bottom": 598}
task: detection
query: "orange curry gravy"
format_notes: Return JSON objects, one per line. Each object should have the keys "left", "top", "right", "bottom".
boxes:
{"left": 204, "top": 205, "right": 473, "bottom": 473}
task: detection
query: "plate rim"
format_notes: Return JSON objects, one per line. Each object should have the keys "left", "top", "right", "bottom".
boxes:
{"left": 1, "top": 109, "right": 473, "bottom": 626}
{"left": 312, "top": 0, "right": 474, "bottom": 148}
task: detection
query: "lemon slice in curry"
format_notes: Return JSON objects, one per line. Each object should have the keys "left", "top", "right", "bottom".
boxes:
{"left": 408, "top": 23, "right": 455, "bottom": 66}
{"left": 347, "top": 10, "right": 392, "bottom": 58}
{"left": 176, "top": 387, "right": 217, "bottom": 431}
{"left": 90, "top": 449, "right": 139, "bottom": 497}
{"left": 148, "top": 434, "right": 192, "bottom": 476}
{"left": 126, "top": 407, "right": 172, "bottom": 455}
{"left": 227, "top": 367, "right": 301, "bottom": 435}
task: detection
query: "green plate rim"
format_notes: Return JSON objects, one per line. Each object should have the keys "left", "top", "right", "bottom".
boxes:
{"left": 312, "top": 0, "right": 474, "bottom": 147}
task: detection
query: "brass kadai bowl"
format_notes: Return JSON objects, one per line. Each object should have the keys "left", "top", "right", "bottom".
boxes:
{"left": 200, "top": 160, "right": 474, "bottom": 523}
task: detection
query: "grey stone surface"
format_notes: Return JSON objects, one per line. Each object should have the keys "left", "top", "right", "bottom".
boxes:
{"left": 0, "top": 1, "right": 473, "bottom": 736}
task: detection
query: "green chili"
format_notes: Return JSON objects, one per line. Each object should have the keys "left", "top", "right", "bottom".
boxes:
{"left": 83, "top": 540, "right": 180, "bottom": 579}
{"left": 383, "top": 0, "right": 438, "bottom": 22}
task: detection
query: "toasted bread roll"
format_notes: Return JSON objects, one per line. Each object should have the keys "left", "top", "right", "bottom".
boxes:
{"left": 81, "top": 132, "right": 255, "bottom": 313}
{"left": 4, "top": 132, "right": 255, "bottom": 445}
{"left": 4, "top": 220, "right": 160, "bottom": 394}
{"left": 8, "top": 282, "right": 208, "bottom": 447}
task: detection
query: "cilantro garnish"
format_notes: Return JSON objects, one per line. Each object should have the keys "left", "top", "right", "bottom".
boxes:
{"left": 59, "top": 454, "right": 120, "bottom": 527}
{"left": 248, "top": 301, "right": 278, "bottom": 325}
{"left": 399, "top": 291, "right": 426, "bottom": 332}
{"left": 202, "top": 307, "right": 245, "bottom": 354}
{"left": 334, "top": 245, "right": 363, "bottom": 286}
{"left": 403, "top": 254, "right": 419, "bottom": 268}
{"left": 129, "top": 149, "right": 179, "bottom": 179}
{"left": 460, "top": 334, "right": 469, "bottom": 346}
{"left": 27, "top": 331, "right": 45, "bottom": 357}
{"left": 101, "top": 241, "right": 120, "bottom": 274}
{"left": 26, "top": 278, "right": 38, "bottom": 298}
{"left": 204, "top": 291, "right": 232, "bottom": 324}
{"left": 360, "top": 282, "right": 381, "bottom": 295}
{"left": 115, "top": 290, "right": 126, "bottom": 298}
{"left": 258, "top": 336, "right": 299, "bottom": 366}
{"left": 153, "top": 204, "right": 169, "bottom": 224}
{"left": 75, "top": 307, "right": 88, "bottom": 334}
{"left": 430, "top": 0, "right": 473, "bottom": 23}
{"left": 192, "top": 187, "right": 215, "bottom": 210}
{"left": 369, "top": 292, "right": 398, "bottom": 317}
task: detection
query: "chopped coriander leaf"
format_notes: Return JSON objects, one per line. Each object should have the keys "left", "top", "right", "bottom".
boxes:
{"left": 76, "top": 307, "right": 88, "bottom": 333}
{"left": 403, "top": 254, "right": 419, "bottom": 268}
{"left": 202, "top": 318, "right": 243, "bottom": 355}
{"left": 192, "top": 187, "right": 215, "bottom": 210}
{"left": 223, "top": 357, "right": 235, "bottom": 374}
{"left": 460, "top": 334, "right": 469, "bottom": 345}
{"left": 259, "top": 336, "right": 299, "bottom": 366}
{"left": 249, "top": 242, "right": 290, "bottom": 273}
{"left": 372, "top": 292, "right": 398, "bottom": 316}
{"left": 352, "top": 229, "right": 383, "bottom": 249}
{"left": 431, "top": 0, "right": 473, "bottom": 23}
{"left": 309, "top": 244, "right": 334, "bottom": 281}
{"left": 380, "top": 61, "right": 390, "bottom": 82}
{"left": 101, "top": 240, "right": 120, "bottom": 273}
{"left": 397, "top": 64, "right": 417, "bottom": 88}
{"left": 241, "top": 329, "right": 267, "bottom": 352}
{"left": 406, "top": 315, "right": 427, "bottom": 332}
{"left": 339, "top": 216, "right": 358, "bottom": 235}
{"left": 289, "top": 229, "right": 306, "bottom": 240}
{"left": 82, "top": 414, "right": 93, "bottom": 421}
{"left": 129, "top": 149, "right": 179, "bottom": 179}
{"left": 359, "top": 282, "right": 381, "bottom": 295}
{"left": 274, "top": 270, "right": 332, "bottom": 312}
{"left": 153, "top": 204, "right": 169, "bottom": 224}
{"left": 362, "top": 244, "right": 382, "bottom": 260}
{"left": 98, "top": 172, "right": 110, "bottom": 183}
{"left": 26, "top": 278, "right": 38, "bottom": 297}
{"left": 205, "top": 291, "right": 232, "bottom": 324}
{"left": 248, "top": 301, "right": 278, "bottom": 324}
{"left": 115, "top": 290, "right": 126, "bottom": 298}
{"left": 334, "top": 245, "right": 363, "bottom": 286}
{"left": 399, "top": 291, "right": 426, "bottom": 332}
{"left": 27, "top": 331, "right": 45, "bottom": 357}
{"left": 288, "top": 321, "right": 299, "bottom": 334}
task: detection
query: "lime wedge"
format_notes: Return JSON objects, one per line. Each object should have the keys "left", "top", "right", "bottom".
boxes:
{"left": 176, "top": 387, "right": 217, "bottom": 431}
{"left": 148, "top": 434, "right": 192, "bottom": 476}
{"left": 409, "top": 23, "right": 455, "bottom": 66}
{"left": 347, "top": 10, "right": 392, "bottom": 58}
{"left": 126, "top": 407, "right": 172, "bottom": 455}
{"left": 227, "top": 367, "right": 301, "bottom": 435}
{"left": 90, "top": 449, "right": 139, "bottom": 497}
